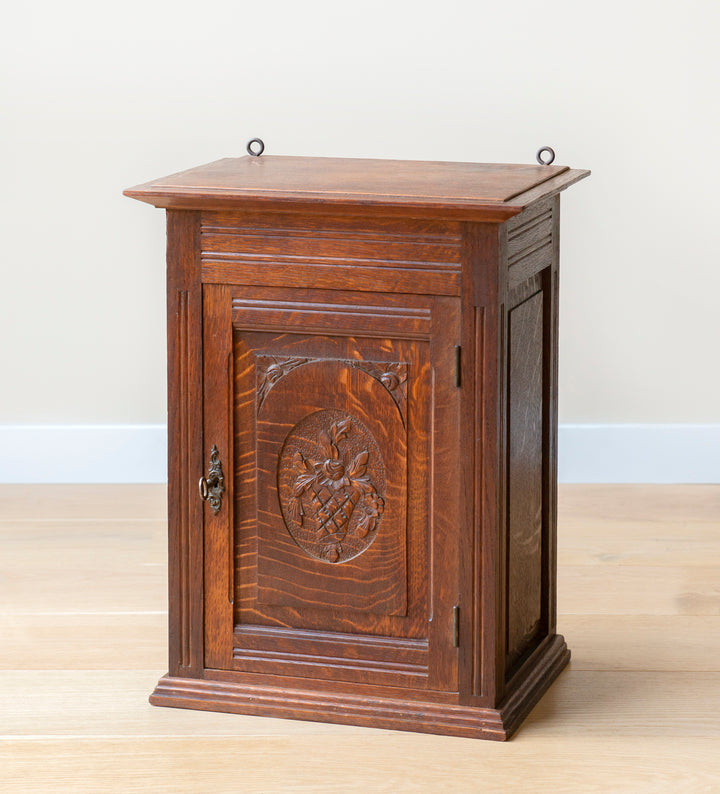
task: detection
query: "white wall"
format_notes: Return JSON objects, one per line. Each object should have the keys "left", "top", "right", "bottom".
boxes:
{"left": 1, "top": 1, "right": 719, "bottom": 481}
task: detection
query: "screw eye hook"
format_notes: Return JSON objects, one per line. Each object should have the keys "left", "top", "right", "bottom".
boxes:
{"left": 247, "top": 138, "right": 265, "bottom": 157}
{"left": 536, "top": 146, "right": 555, "bottom": 165}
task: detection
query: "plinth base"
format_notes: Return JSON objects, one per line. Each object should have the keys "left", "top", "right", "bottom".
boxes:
{"left": 150, "top": 635, "right": 570, "bottom": 741}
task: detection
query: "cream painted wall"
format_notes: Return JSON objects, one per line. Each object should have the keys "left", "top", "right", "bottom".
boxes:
{"left": 1, "top": 0, "right": 719, "bottom": 429}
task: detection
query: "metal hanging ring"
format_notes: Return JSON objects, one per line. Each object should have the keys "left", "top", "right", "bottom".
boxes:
{"left": 536, "top": 146, "right": 555, "bottom": 166}
{"left": 247, "top": 138, "right": 265, "bottom": 157}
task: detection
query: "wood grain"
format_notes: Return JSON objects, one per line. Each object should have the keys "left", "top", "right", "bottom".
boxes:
{"left": 256, "top": 364, "right": 408, "bottom": 615}
{"left": 166, "top": 212, "right": 204, "bottom": 677}
{"left": 2, "top": 736, "right": 720, "bottom": 793}
{"left": 1, "top": 484, "right": 719, "bottom": 791}
{"left": 505, "top": 291, "right": 545, "bottom": 675}
{"left": 128, "top": 156, "right": 570, "bottom": 203}
{"left": 559, "top": 524, "right": 720, "bottom": 566}
{"left": 558, "top": 564, "right": 720, "bottom": 615}
{"left": 559, "top": 615, "right": 720, "bottom": 672}
{"left": 3, "top": 669, "right": 720, "bottom": 739}
{"left": 203, "top": 259, "right": 462, "bottom": 296}
{"left": 231, "top": 296, "right": 433, "bottom": 338}
{"left": 123, "top": 155, "right": 589, "bottom": 220}
{"left": 200, "top": 210, "right": 463, "bottom": 296}
{"left": 210, "top": 290, "right": 454, "bottom": 689}
{"left": 149, "top": 634, "right": 567, "bottom": 740}
{"left": 205, "top": 213, "right": 458, "bottom": 258}
{"left": 127, "top": 161, "right": 599, "bottom": 740}
{"left": 0, "top": 520, "right": 167, "bottom": 614}
{"left": 6, "top": 613, "right": 715, "bottom": 674}
{"left": 201, "top": 283, "right": 235, "bottom": 671}
{"left": 0, "top": 613, "right": 167, "bottom": 670}
{"left": 126, "top": 170, "right": 585, "bottom": 737}
{"left": 559, "top": 483, "right": 720, "bottom": 524}
{"left": 506, "top": 197, "right": 554, "bottom": 289}
{"left": 9, "top": 668, "right": 715, "bottom": 742}
{"left": 0, "top": 484, "right": 167, "bottom": 521}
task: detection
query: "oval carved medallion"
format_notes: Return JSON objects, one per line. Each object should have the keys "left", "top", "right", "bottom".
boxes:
{"left": 277, "top": 409, "right": 386, "bottom": 564}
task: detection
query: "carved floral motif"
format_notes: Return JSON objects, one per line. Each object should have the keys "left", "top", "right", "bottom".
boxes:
{"left": 278, "top": 410, "right": 385, "bottom": 564}
{"left": 257, "top": 355, "right": 408, "bottom": 422}
{"left": 350, "top": 361, "right": 408, "bottom": 422}
{"left": 257, "top": 356, "right": 310, "bottom": 408}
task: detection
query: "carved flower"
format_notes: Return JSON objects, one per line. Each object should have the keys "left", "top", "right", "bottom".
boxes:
{"left": 265, "top": 357, "right": 307, "bottom": 384}
{"left": 322, "top": 459, "right": 345, "bottom": 481}
{"left": 380, "top": 371, "right": 400, "bottom": 391}
{"left": 283, "top": 413, "right": 384, "bottom": 562}
{"left": 379, "top": 364, "right": 407, "bottom": 393}
{"left": 265, "top": 363, "right": 286, "bottom": 384}
{"left": 355, "top": 495, "right": 384, "bottom": 538}
{"left": 347, "top": 450, "right": 368, "bottom": 479}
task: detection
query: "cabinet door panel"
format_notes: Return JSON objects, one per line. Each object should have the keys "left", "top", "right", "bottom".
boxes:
{"left": 203, "top": 286, "right": 460, "bottom": 691}
{"left": 257, "top": 358, "right": 407, "bottom": 616}
{"left": 234, "top": 329, "right": 424, "bottom": 641}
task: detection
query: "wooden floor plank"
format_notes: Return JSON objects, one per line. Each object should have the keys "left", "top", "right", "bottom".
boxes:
{"left": 0, "top": 520, "right": 167, "bottom": 567}
{"left": 0, "top": 484, "right": 718, "bottom": 791}
{"left": 0, "top": 485, "right": 167, "bottom": 521}
{"left": 558, "top": 564, "right": 720, "bottom": 615}
{"left": 0, "top": 613, "right": 167, "bottom": 670}
{"left": 1, "top": 669, "right": 718, "bottom": 740}
{"left": 0, "top": 520, "right": 167, "bottom": 614}
{"left": 560, "top": 615, "right": 720, "bottom": 671}
{"left": 0, "top": 566, "right": 167, "bottom": 614}
{"left": 558, "top": 522, "right": 720, "bottom": 567}
{"left": 0, "top": 670, "right": 365, "bottom": 738}
{"left": 558, "top": 484, "right": 720, "bottom": 525}
{"left": 1, "top": 736, "right": 719, "bottom": 793}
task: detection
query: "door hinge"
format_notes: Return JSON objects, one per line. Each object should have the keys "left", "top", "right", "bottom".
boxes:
{"left": 454, "top": 345, "right": 461, "bottom": 387}
{"left": 452, "top": 605, "right": 460, "bottom": 647}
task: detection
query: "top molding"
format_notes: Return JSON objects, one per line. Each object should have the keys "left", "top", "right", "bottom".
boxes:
{"left": 124, "top": 155, "right": 590, "bottom": 222}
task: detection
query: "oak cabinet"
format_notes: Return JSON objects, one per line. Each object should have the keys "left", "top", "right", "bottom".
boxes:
{"left": 125, "top": 153, "right": 589, "bottom": 739}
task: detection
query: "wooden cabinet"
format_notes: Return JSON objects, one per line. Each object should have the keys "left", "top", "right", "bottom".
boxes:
{"left": 125, "top": 154, "right": 589, "bottom": 740}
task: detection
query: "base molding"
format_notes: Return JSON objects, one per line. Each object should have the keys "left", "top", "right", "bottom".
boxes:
{"left": 150, "top": 635, "right": 569, "bottom": 741}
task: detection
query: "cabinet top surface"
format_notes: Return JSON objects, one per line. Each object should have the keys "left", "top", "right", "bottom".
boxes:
{"left": 124, "top": 155, "right": 589, "bottom": 220}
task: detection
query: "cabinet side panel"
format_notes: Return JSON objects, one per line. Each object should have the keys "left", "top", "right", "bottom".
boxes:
{"left": 166, "top": 211, "right": 204, "bottom": 677}
{"left": 505, "top": 292, "right": 545, "bottom": 676}
{"left": 505, "top": 197, "right": 554, "bottom": 290}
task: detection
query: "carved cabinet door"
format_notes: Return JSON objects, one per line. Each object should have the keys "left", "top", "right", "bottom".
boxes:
{"left": 202, "top": 284, "right": 461, "bottom": 693}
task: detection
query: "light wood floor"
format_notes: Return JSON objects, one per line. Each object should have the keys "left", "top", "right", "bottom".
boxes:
{"left": 1, "top": 485, "right": 719, "bottom": 792}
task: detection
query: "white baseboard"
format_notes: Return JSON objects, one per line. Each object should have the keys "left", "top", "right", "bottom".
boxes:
{"left": 0, "top": 424, "right": 717, "bottom": 484}
{"left": 558, "top": 424, "right": 720, "bottom": 484}
{"left": 0, "top": 425, "right": 167, "bottom": 484}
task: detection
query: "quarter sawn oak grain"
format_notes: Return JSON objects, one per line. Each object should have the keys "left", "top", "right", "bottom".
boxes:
{"left": 125, "top": 153, "right": 590, "bottom": 740}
